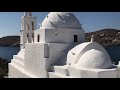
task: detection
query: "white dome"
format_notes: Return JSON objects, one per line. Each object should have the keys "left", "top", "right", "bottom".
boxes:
{"left": 40, "top": 12, "right": 82, "bottom": 29}
{"left": 67, "top": 42, "right": 113, "bottom": 69}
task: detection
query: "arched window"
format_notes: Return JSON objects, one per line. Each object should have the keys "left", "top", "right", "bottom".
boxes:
{"left": 37, "top": 34, "right": 40, "bottom": 42}
{"left": 26, "top": 33, "right": 29, "bottom": 43}
{"left": 74, "top": 35, "right": 78, "bottom": 42}
{"left": 32, "top": 22, "right": 34, "bottom": 30}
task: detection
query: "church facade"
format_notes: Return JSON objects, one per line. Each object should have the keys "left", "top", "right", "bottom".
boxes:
{"left": 8, "top": 12, "right": 120, "bottom": 78}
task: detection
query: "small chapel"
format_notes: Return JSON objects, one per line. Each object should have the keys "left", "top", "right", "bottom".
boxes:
{"left": 8, "top": 12, "right": 120, "bottom": 78}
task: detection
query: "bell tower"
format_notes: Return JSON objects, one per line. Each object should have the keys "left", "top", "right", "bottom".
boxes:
{"left": 24, "top": 12, "right": 32, "bottom": 17}
{"left": 20, "top": 12, "right": 37, "bottom": 49}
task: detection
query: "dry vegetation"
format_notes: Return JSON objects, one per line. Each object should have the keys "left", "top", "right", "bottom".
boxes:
{"left": 0, "top": 57, "right": 9, "bottom": 78}
{"left": 85, "top": 29, "right": 120, "bottom": 46}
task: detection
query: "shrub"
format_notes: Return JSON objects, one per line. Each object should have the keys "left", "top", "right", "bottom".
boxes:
{"left": 0, "top": 57, "right": 9, "bottom": 78}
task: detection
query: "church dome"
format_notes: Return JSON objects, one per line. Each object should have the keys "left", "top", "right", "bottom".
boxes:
{"left": 40, "top": 12, "right": 82, "bottom": 29}
{"left": 67, "top": 42, "right": 113, "bottom": 69}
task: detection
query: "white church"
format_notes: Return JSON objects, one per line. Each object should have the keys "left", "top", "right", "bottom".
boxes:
{"left": 8, "top": 12, "right": 120, "bottom": 78}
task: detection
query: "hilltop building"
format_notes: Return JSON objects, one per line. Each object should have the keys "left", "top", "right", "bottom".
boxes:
{"left": 8, "top": 12, "right": 120, "bottom": 78}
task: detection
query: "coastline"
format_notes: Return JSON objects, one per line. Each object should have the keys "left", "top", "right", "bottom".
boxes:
{"left": 0, "top": 45, "right": 20, "bottom": 47}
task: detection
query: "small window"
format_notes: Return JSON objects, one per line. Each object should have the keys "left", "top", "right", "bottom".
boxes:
{"left": 74, "top": 35, "right": 78, "bottom": 42}
{"left": 37, "top": 34, "right": 40, "bottom": 42}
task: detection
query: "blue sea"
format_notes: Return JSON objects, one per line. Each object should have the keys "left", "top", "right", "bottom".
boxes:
{"left": 0, "top": 46, "right": 119, "bottom": 63}
{"left": 104, "top": 45, "right": 120, "bottom": 63}
{"left": 0, "top": 47, "right": 20, "bottom": 62}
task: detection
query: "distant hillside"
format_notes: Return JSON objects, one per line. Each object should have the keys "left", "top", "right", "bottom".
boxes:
{"left": 0, "top": 36, "right": 20, "bottom": 47}
{"left": 85, "top": 28, "right": 120, "bottom": 46}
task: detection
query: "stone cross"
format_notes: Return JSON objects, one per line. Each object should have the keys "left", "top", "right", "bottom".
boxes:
{"left": 91, "top": 35, "right": 94, "bottom": 42}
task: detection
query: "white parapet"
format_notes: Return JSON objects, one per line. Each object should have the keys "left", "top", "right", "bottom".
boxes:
{"left": 68, "top": 65, "right": 118, "bottom": 78}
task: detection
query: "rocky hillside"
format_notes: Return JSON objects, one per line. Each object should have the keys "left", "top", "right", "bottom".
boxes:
{"left": 0, "top": 36, "right": 20, "bottom": 47}
{"left": 85, "top": 28, "right": 120, "bottom": 46}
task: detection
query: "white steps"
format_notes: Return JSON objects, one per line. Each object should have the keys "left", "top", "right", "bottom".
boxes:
{"left": 49, "top": 72, "right": 70, "bottom": 78}
{"left": 10, "top": 49, "right": 25, "bottom": 68}
{"left": 13, "top": 55, "right": 24, "bottom": 63}
{"left": 11, "top": 59, "right": 24, "bottom": 68}
{"left": 11, "top": 55, "right": 24, "bottom": 68}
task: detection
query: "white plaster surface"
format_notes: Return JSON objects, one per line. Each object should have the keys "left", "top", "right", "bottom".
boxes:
{"left": 67, "top": 42, "right": 91, "bottom": 64}
{"left": 49, "top": 72, "right": 70, "bottom": 78}
{"left": 67, "top": 42, "right": 113, "bottom": 69}
{"left": 41, "top": 12, "right": 82, "bottom": 29}
{"left": 44, "top": 43, "right": 72, "bottom": 71}
{"left": 24, "top": 43, "right": 48, "bottom": 78}
{"left": 34, "top": 28, "right": 85, "bottom": 44}
{"left": 9, "top": 12, "right": 119, "bottom": 78}
{"left": 116, "top": 66, "right": 120, "bottom": 78}
{"left": 68, "top": 66, "right": 117, "bottom": 78}
{"left": 9, "top": 63, "right": 38, "bottom": 78}
{"left": 44, "top": 28, "right": 85, "bottom": 44}
{"left": 53, "top": 65, "right": 69, "bottom": 76}
{"left": 98, "top": 69, "right": 117, "bottom": 78}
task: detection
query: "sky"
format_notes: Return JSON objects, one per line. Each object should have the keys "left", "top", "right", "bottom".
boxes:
{"left": 0, "top": 12, "right": 120, "bottom": 37}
